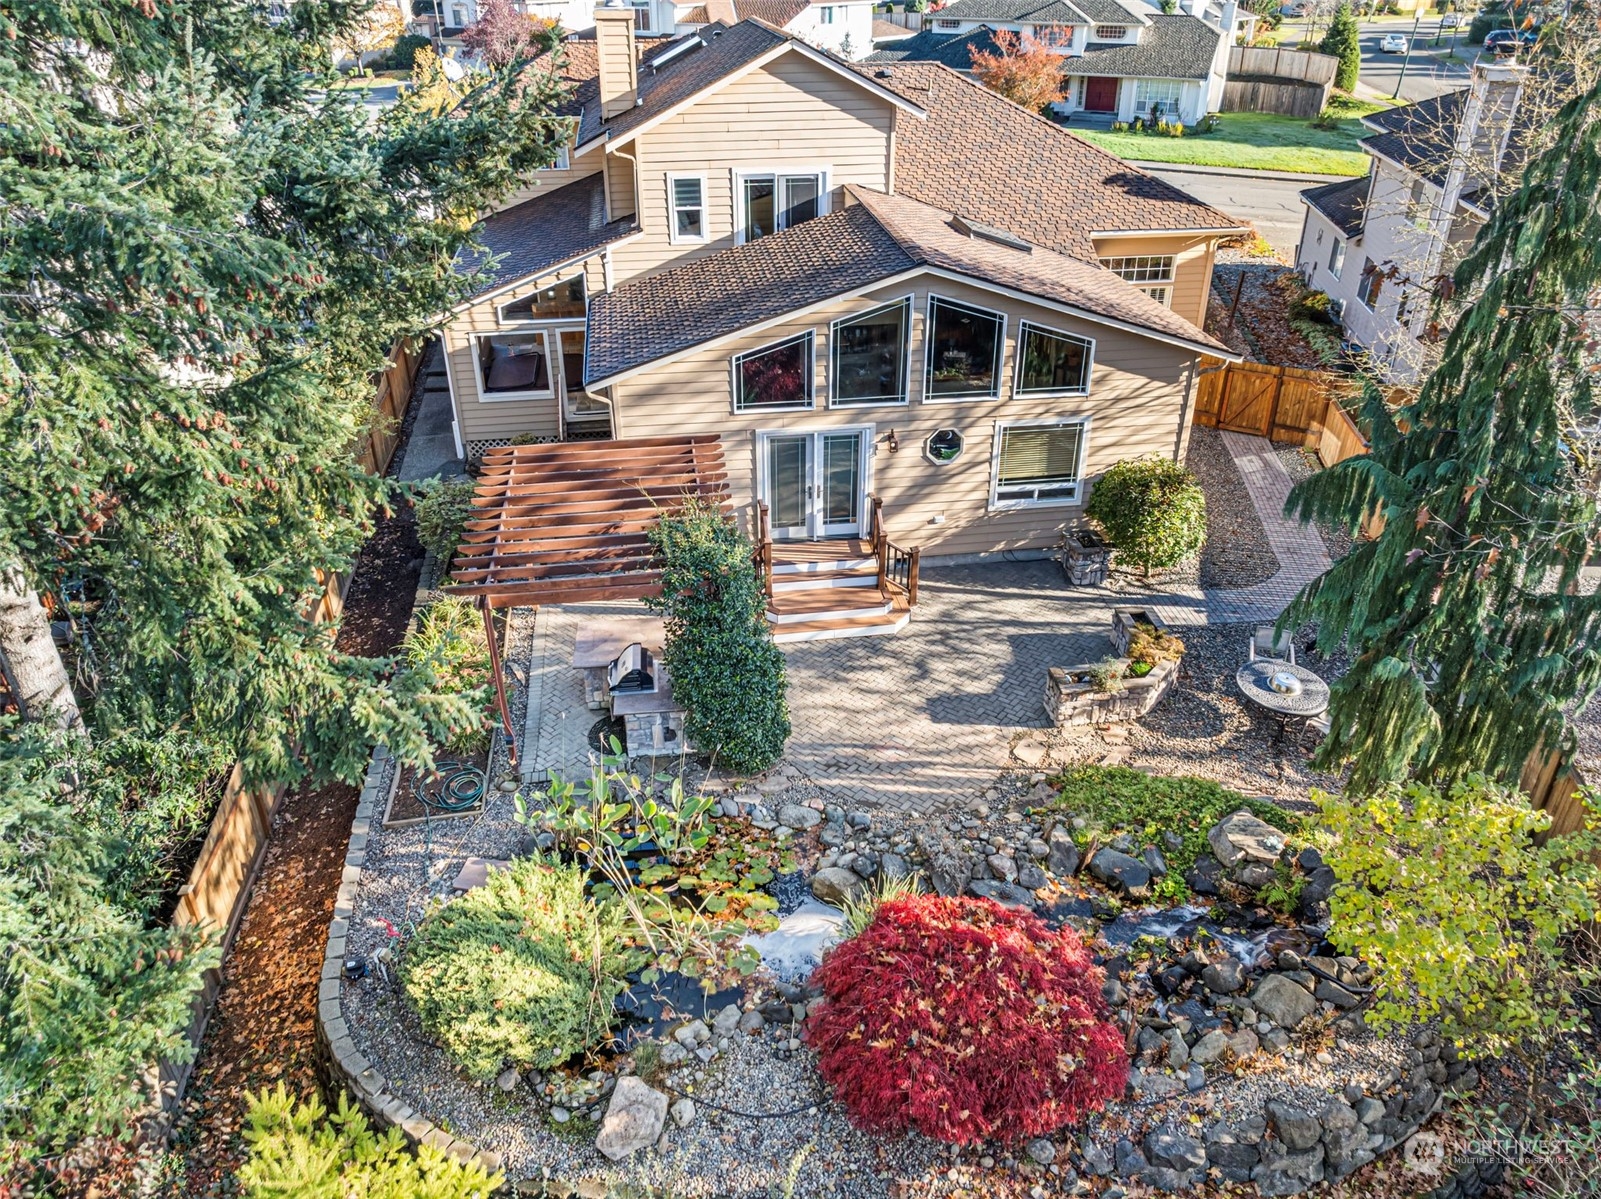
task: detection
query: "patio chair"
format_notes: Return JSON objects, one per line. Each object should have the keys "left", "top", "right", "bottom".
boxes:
{"left": 1248, "top": 625, "right": 1295, "bottom": 665}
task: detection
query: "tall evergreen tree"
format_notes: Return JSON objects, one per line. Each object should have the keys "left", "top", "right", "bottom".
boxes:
{"left": 0, "top": 0, "right": 566, "bottom": 786}
{"left": 1319, "top": 2, "right": 1361, "bottom": 92}
{"left": 1283, "top": 77, "right": 1601, "bottom": 793}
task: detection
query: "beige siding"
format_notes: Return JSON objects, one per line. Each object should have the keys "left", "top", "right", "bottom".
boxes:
{"left": 494, "top": 149, "right": 603, "bottom": 213}
{"left": 606, "top": 151, "right": 637, "bottom": 221}
{"left": 1090, "top": 233, "right": 1218, "bottom": 329}
{"left": 608, "top": 274, "right": 1198, "bottom": 557}
{"left": 606, "top": 53, "right": 896, "bottom": 284}
{"left": 444, "top": 257, "right": 610, "bottom": 447}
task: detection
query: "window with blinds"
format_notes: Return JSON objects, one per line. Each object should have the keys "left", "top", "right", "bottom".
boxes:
{"left": 993, "top": 421, "right": 1086, "bottom": 505}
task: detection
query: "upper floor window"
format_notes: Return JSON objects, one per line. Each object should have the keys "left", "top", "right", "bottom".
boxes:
{"left": 734, "top": 332, "right": 814, "bottom": 411}
{"left": 667, "top": 174, "right": 707, "bottom": 244}
{"left": 936, "top": 18, "right": 961, "bottom": 28}
{"left": 1014, "top": 322, "right": 1092, "bottom": 395}
{"left": 1407, "top": 178, "right": 1432, "bottom": 228}
{"left": 498, "top": 275, "right": 586, "bottom": 322}
{"left": 1036, "top": 24, "right": 1076, "bottom": 47}
{"left": 831, "top": 298, "right": 911, "bottom": 407}
{"left": 925, "top": 296, "right": 1004, "bottom": 400}
{"left": 1094, "top": 24, "right": 1128, "bottom": 39}
{"left": 1328, "top": 238, "right": 1345, "bottom": 278}
{"left": 538, "top": 146, "right": 571, "bottom": 172}
{"left": 1100, "top": 254, "right": 1175, "bottom": 285}
{"left": 738, "top": 171, "right": 826, "bottom": 242}
{"left": 819, "top": 5, "right": 835, "bottom": 22}
{"left": 1358, "top": 258, "right": 1384, "bottom": 309}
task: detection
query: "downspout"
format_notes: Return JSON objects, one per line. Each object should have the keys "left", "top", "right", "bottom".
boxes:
{"left": 1175, "top": 355, "right": 1200, "bottom": 461}
{"left": 611, "top": 141, "right": 642, "bottom": 228}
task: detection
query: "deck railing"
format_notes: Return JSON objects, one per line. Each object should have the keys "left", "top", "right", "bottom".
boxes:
{"left": 753, "top": 499, "right": 773, "bottom": 600}
{"left": 867, "top": 495, "right": 921, "bottom": 607}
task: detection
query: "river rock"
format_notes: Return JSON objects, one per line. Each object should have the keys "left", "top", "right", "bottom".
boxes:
{"left": 1027, "top": 1138, "right": 1057, "bottom": 1166}
{"left": 1265, "top": 1100, "right": 1323, "bottom": 1151}
{"left": 595, "top": 1077, "right": 669, "bottom": 1160}
{"left": 712, "top": 1004, "right": 742, "bottom": 1038}
{"left": 1253, "top": 1147, "right": 1325, "bottom": 1197}
{"left": 1087, "top": 848, "right": 1152, "bottom": 897}
{"left": 1184, "top": 854, "right": 1225, "bottom": 895}
{"left": 1202, "top": 959, "right": 1246, "bottom": 994}
{"left": 968, "top": 879, "right": 1037, "bottom": 909}
{"left": 810, "top": 867, "right": 866, "bottom": 906}
{"left": 737, "top": 1009, "right": 765, "bottom": 1034}
{"left": 987, "top": 853, "right": 1019, "bottom": 883}
{"left": 879, "top": 851, "right": 910, "bottom": 880}
{"left": 1141, "top": 846, "right": 1169, "bottom": 878}
{"left": 1046, "top": 824, "right": 1081, "bottom": 875}
{"left": 1189, "top": 1029, "right": 1230, "bottom": 1065}
{"left": 669, "top": 1097, "right": 696, "bottom": 1128}
{"left": 1145, "top": 1123, "right": 1207, "bottom": 1171}
{"left": 1207, "top": 811, "right": 1287, "bottom": 868}
{"left": 776, "top": 803, "right": 821, "bottom": 830}
{"left": 1252, "top": 973, "right": 1317, "bottom": 1029}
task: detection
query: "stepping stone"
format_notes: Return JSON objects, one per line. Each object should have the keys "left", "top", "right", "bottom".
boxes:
{"left": 451, "top": 857, "right": 510, "bottom": 891}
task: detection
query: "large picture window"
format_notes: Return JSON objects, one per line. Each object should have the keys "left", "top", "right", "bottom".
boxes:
{"left": 733, "top": 333, "right": 814, "bottom": 412}
{"left": 1015, "top": 322, "right": 1092, "bottom": 395}
{"left": 497, "top": 275, "right": 586, "bottom": 322}
{"left": 993, "top": 420, "right": 1088, "bottom": 506}
{"left": 1131, "top": 79, "right": 1184, "bottom": 116}
{"left": 830, "top": 298, "right": 910, "bottom": 406}
{"left": 739, "top": 172, "right": 825, "bottom": 242}
{"left": 925, "top": 297, "right": 1004, "bottom": 400}
{"left": 476, "top": 332, "right": 553, "bottom": 398}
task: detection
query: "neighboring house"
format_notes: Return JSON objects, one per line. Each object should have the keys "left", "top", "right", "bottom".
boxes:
{"left": 439, "top": 9, "right": 1242, "bottom": 609}
{"left": 1295, "top": 61, "right": 1527, "bottom": 381}
{"left": 871, "top": 0, "right": 1234, "bottom": 125}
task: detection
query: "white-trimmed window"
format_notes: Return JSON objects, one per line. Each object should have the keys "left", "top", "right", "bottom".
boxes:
{"left": 733, "top": 332, "right": 814, "bottom": 412}
{"left": 830, "top": 297, "right": 911, "bottom": 407}
{"left": 475, "top": 331, "right": 554, "bottom": 400}
{"left": 936, "top": 17, "right": 961, "bottom": 28}
{"left": 539, "top": 145, "right": 571, "bottom": 171}
{"left": 992, "top": 419, "right": 1089, "bottom": 507}
{"left": 1100, "top": 254, "right": 1175, "bottom": 285}
{"left": 1131, "top": 78, "right": 1184, "bottom": 117}
{"left": 667, "top": 173, "right": 707, "bottom": 244}
{"left": 497, "top": 274, "right": 586, "bottom": 322}
{"left": 737, "top": 171, "right": 828, "bottom": 242}
{"left": 1328, "top": 238, "right": 1346, "bottom": 278}
{"left": 1094, "top": 24, "right": 1128, "bottom": 38}
{"left": 1014, "top": 322, "right": 1093, "bottom": 396}
{"left": 925, "top": 296, "right": 1005, "bottom": 400}
{"left": 1036, "top": 24, "right": 1076, "bottom": 47}
{"left": 819, "top": 5, "right": 835, "bottom": 21}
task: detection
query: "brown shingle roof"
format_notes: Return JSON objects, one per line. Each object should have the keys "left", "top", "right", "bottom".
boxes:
{"left": 868, "top": 61, "right": 1241, "bottom": 258}
{"left": 585, "top": 184, "right": 1230, "bottom": 382}
{"left": 459, "top": 173, "right": 638, "bottom": 301}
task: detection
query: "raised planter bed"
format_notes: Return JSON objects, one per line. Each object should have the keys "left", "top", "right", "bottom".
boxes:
{"left": 1061, "top": 528, "right": 1111, "bottom": 587}
{"left": 1046, "top": 655, "right": 1182, "bottom": 728}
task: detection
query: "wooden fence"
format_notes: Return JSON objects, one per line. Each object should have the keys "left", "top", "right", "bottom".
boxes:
{"left": 151, "top": 342, "right": 416, "bottom": 1120}
{"left": 1520, "top": 746, "right": 1592, "bottom": 839}
{"left": 1222, "top": 46, "right": 1336, "bottom": 118}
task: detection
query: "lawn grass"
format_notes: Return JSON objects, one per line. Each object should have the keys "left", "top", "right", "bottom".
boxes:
{"left": 1073, "top": 109, "right": 1378, "bottom": 176}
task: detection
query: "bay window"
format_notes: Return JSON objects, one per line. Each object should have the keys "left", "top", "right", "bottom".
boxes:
{"left": 924, "top": 296, "right": 1004, "bottom": 400}
{"left": 733, "top": 332, "right": 814, "bottom": 411}
{"left": 830, "top": 298, "right": 911, "bottom": 406}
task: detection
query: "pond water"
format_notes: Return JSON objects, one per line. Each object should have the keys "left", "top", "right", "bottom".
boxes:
{"left": 741, "top": 899, "right": 846, "bottom": 982}
{"left": 1039, "top": 899, "right": 1318, "bottom": 968}
{"left": 612, "top": 970, "right": 744, "bottom": 1049}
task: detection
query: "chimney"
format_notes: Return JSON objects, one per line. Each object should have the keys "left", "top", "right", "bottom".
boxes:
{"left": 595, "top": 0, "right": 639, "bottom": 121}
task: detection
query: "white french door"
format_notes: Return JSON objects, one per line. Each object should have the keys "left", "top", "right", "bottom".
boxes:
{"left": 759, "top": 429, "right": 869, "bottom": 541}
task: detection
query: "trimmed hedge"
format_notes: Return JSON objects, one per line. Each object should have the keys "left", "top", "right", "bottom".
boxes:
{"left": 1085, "top": 456, "right": 1207, "bottom": 575}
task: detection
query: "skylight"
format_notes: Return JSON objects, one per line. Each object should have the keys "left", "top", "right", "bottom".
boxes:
{"left": 950, "top": 215, "right": 1033, "bottom": 253}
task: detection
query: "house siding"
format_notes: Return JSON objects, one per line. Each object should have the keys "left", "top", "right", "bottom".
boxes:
{"left": 604, "top": 52, "right": 896, "bottom": 284}
{"left": 1089, "top": 232, "right": 1216, "bottom": 330}
{"left": 606, "top": 274, "right": 1197, "bottom": 557}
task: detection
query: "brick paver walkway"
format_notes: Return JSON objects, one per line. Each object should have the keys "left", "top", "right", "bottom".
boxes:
{"left": 516, "top": 432, "right": 1332, "bottom": 813}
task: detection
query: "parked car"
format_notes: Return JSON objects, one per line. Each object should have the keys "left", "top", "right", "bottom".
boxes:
{"left": 1483, "top": 28, "right": 1518, "bottom": 51}
{"left": 1380, "top": 31, "right": 1410, "bottom": 52}
{"left": 1438, "top": 13, "right": 1462, "bottom": 27}
{"left": 1278, "top": 3, "right": 1305, "bottom": 15}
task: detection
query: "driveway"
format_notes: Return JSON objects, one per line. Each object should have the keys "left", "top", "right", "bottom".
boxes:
{"left": 1139, "top": 164, "right": 1314, "bottom": 259}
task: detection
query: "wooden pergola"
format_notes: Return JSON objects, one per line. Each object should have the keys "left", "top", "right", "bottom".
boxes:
{"left": 446, "top": 435, "right": 728, "bottom": 768}
{"left": 447, "top": 434, "right": 729, "bottom": 609}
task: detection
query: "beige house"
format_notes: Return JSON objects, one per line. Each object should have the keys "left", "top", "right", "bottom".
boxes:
{"left": 439, "top": 10, "right": 1242, "bottom": 636}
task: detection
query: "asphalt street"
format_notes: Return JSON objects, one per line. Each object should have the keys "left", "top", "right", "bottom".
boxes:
{"left": 1281, "top": 17, "right": 1477, "bottom": 103}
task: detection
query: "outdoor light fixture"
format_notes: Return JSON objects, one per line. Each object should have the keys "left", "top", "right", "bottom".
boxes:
{"left": 886, "top": 429, "right": 899, "bottom": 453}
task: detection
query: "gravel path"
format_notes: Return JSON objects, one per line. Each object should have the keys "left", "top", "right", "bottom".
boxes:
{"left": 1188, "top": 425, "right": 1278, "bottom": 592}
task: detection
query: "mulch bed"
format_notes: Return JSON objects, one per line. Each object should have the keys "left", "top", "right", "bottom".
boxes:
{"left": 161, "top": 361, "right": 432, "bottom": 1197}
{"left": 1208, "top": 263, "right": 1326, "bottom": 370}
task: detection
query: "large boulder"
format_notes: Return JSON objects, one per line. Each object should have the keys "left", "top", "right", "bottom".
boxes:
{"left": 1253, "top": 1148, "right": 1325, "bottom": 1197}
{"left": 1045, "top": 824, "right": 1081, "bottom": 875}
{"left": 1265, "top": 1100, "right": 1323, "bottom": 1152}
{"left": 967, "top": 879, "right": 1037, "bottom": 909}
{"left": 776, "top": 802, "right": 821, "bottom": 830}
{"left": 1207, "top": 810, "right": 1288, "bottom": 869}
{"left": 1202, "top": 958, "right": 1246, "bottom": 995}
{"left": 810, "top": 867, "right": 866, "bottom": 906}
{"left": 595, "top": 1076, "right": 669, "bottom": 1160}
{"left": 1251, "top": 973, "right": 1317, "bottom": 1030}
{"left": 1145, "top": 1123, "right": 1207, "bottom": 1171}
{"left": 1087, "top": 848, "right": 1152, "bottom": 897}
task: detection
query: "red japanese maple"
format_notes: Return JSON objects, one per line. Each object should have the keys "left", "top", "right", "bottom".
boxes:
{"left": 805, "top": 894, "right": 1127, "bottom": 1144}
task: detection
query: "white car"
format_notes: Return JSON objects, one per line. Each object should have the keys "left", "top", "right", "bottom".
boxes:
{"left": 1380, "top": 32, "right": 1410, "bottom": 52}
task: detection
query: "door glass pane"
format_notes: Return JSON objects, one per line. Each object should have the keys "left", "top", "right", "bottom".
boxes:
{"left": 780, "top": 175, "right": 820, "bottom": 229}
{"left": 821, "top": 434, "right": 860, "bottom": 526}
{"left": 832, "top": 299, "right": 909, "bottom": 405}
{"left": 743, "top": 178, "right": 776, "bottom": 240}
{"left": 926, "top": 298, "right": 1003, "bottom": 398}
{"left": 767, "top": 436, "right": 808, "bottom": 531}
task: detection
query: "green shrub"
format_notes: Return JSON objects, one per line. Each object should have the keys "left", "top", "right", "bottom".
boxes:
{"left": 387, "top": 32, "right": 433, "bottom": 70}
{"left": 1319, "top": 2, "right": 1362, "bottom": 91}
{"left": 402, "top": 857, "right": 634, "bottom": 1079}
{"left": 1085, "top": 456, "right": 1207, "bottom": 575}
{"left": 402, "top": 597, "right": 492, "bottom": 755}
{"left": 1044, "top": 765, "right": 1301, "bottom": 877}
{"left": 240, "top": 1083, "right": 501, "bottom": 1197}
{"left": 1289, "top": 288, "right": 1335, "bottom": 324}
{"left": 646, "top": 496, "right": 790, "bottom": 774}
{"left": 414, "top": 476, "right": 476, "bottom": 562}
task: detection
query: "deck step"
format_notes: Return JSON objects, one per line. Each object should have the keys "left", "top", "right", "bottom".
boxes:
{"left": 771, "top": 567, "right": 879, "bottom": 592}
{"left": 771, "top": 596, "right": 912, "bottom": 643}
{"left": 766, "top": 586, "right": 893, "bottom": 625}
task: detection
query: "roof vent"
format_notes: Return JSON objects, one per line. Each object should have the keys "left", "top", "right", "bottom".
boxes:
{"left": 875, "top": 68, "right": 892, "bottom": 78}
{"left": 651, "top": 34, "right": 705, "bottom": 71}
{"left": 950, "top": 215, "right": 1032, "bottom": 253}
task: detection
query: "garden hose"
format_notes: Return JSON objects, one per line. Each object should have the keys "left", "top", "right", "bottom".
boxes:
{"left": 414, "top": 758, "right": 486, "bottom": 813}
